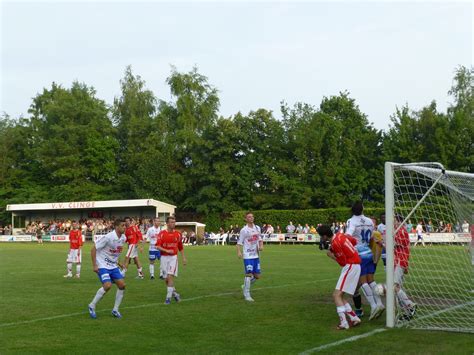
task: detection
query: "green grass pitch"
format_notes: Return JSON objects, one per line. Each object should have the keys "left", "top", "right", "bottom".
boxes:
{"left": 0, "top": 243, "right": 473, "bottom": 354}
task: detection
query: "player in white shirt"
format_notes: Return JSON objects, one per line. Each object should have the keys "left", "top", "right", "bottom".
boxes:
{"left": 88, "top": 219, "right": 127, "bottom": 319}
{"left": 146, "top": 217, "right": 163, "bottom": 279}
{"left": 414, "top": 221, "right": 425, "bottom": 247}
{"left": 377, "top": 213, "right": 387, "bottom": 268}
{"left": 237, "top": 212, "right": 263, "bottom": 302}
{"left": 346, "top": 201, "right": 385, "bottom": 320}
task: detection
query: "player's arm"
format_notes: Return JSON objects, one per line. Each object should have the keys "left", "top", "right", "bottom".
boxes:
{"left": 178, "top": 237, "right": 186, "bottom": 265}
{"left": 327, "top": 249, "right": 337, "bottom": 261}
{"left": 236, "top": 231, "right": 244, "bottom": 258}
{"left": 91, "top": 245, "right": 98, "bottom": 273}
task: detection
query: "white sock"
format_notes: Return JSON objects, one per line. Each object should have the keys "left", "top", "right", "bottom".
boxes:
{"left": 166, "top": 287, "right": 174, "bottom": 299}
{"left": 337, "top": 306, "right": 348, "bottom": 326}
{"left": 138, "top": 267, "right": 143, "bottom": 276}
{"left": 172, "top": 287, "right": 178, "bottom": 296}
{"left": 149, "top": 264, "right": 154, "bottom": 277}
{"left": 90, "top": 287, "right": 106, "bottom": 308}
{"left": 113, "top": 289, "right": 124, "bottom": 311}
{"left": 67, "top": 263, "right": 72, "bottom": 274}
{"left": 244, "top": 277, "right": 251, "bottom": 296}
{"left": 250, "top": 276, "right": 257, "bottom": 284}
{"left": 370, "top": 282, "right": 384, "bottom": 307}
{"left": 397, "top": 288, "right": 413, "bottom": 308}
{"left": 122, "top": 268, "right": 127, "bottom": 275}
{"left": 344, "top": 303, "right": 358, "bottom": 321}
{"left": 76, "top": 264, "right": 81, "bottom": 275}
{"left": 361, "top": 283, "right": 378, "bottom": 310}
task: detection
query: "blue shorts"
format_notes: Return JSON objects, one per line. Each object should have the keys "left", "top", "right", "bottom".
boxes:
{"left": 244, "top": 258, "right": 261, "bottom": 275}
{"left": 149, "top": 250, "right": 161, "bottom": 261}
{"left": 360, "top": 256, "right": 376, "bottom": 276}
{"left": 97, "top": 268, "right": 123, "bottom": 284}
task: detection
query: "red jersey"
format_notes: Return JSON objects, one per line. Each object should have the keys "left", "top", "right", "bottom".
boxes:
{"left": 394, "top": 228, "right": 410, "bottom": 268}
{"left": 330, "top": 233, "right": 361, "bottom": 266}
{"left": 69, "top": 230, "right": 83, "bottom": 249}
{"left": 125, "top": 225, "right": 143, "bottom": 245}
{"left": 156, "top": 230, "right": 183, "bottom": 256}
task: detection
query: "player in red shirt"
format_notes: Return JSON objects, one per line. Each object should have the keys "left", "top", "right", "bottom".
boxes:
{"left": 123, "top": 217, "right": 144, "bottom": 279}
{"left": 156, "top": 216, "right": 187, "bottom": 304}
{"left": 317, "top": 225, "right": 362, "bottom": 330}
{"left": 64, "top": 221, "right": 83, "bottom": 278}
{"left": 394, "top": 214, "right": 416, "bottom": 320}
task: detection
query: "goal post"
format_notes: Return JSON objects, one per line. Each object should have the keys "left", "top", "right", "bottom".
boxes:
{"left": 384, "top": 162, "right": 474, "bottom": 333}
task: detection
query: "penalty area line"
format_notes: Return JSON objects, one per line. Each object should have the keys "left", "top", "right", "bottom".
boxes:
{"left": 299, "top": 328, "right": 387, "bottom": 354}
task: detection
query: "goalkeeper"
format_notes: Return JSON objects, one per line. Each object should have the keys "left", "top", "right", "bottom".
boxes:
{"left": 393, "top": 214, "right": 417, "bottom": 320}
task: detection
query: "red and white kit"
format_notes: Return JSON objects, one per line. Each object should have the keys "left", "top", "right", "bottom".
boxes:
{"left": 394, "top": 227, "right": 410, "bottom": 286}
{"left": 66, "top": 229, "right": 83, "bottom": 263}
{"left": 156, "top": 230, "right": 183, "bottom": 277}
{"left": 125, "top": 225, "right": 143, "bottom": 258}
{"left": 331, "top": 233, "right": 361, "bottom": 295}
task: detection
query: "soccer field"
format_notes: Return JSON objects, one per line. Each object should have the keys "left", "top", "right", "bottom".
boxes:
{"left": 0, "top": 243, "right": 473, "bottom": 354}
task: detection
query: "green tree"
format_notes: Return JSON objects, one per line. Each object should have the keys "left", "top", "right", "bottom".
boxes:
{"left": 26, "top": 81, "right": 119, "bottom": 200}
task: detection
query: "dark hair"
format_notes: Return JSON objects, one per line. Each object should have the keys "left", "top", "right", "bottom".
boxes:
{"left": 351, "top": 201, "right": 364, "bottom": 216}
{"left": 166, "top": 216, "right": 176, "bottom": 223}
{"left": 316, "top": 224, "right": 334, "bottom": 238}
{"left": 124, "top": 217, "right": 131, "bottom": 221}
{"left": 380, "top": 211, "right": 385, "bottom": 218}
{"left": 395, "top": 213, "right": 404, "bottom": 223}
{"left": 114, "top": 219, "right": 124, "bottom": 227}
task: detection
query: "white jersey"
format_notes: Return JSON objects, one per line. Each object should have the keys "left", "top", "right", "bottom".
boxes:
{"left": 238, "top": 224, "right": 262, "bottom": 259}
{"left": 377, "top": 223, "right": 386, "bottom": 243}
{"left": 95, "top": 230, "right": 127, "bottom": 269}
{"left": 346, "top": 215, "right": 374, "bottom": 258}
{"left": 146, "top": 226, "right": 162, "bottom": 251}
{"left": 416, "top": 224, "right": 423, "bottom": 235}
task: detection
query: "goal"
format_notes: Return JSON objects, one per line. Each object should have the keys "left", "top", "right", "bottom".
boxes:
{"left": 384, "top": 162, "right": 474, "bottom": 333}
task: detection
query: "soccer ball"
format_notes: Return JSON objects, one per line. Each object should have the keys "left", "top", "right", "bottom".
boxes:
{"left": 375, "top": 283, "right": 386, "bottom": 296}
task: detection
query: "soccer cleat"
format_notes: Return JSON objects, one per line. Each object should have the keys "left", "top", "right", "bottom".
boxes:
{"left": 369, "top": 307, "right": 379, "bottom": 321}
{"left": 348, "top": 317, "right": 361, "bottom": 327}
{"left": 63, "top": 274, "right": 73, "bottom": 278}
{"left": 164, "top": 298, "right": 171, "bottom": 305}
{"left": 354, "top": 308, "right": 364, "bottom": 318}
{"left": 88, "top": 305, "right": 97, "bottom": 319}
{"left": 173, "top": 293, "right": 181, "bottom": 303}
{"left": 150, "top": 275, "right": 155, "bottom": 280}
{"left": 374, "top": 305, "right": 385, "bottom": 319}
{"left": 336, "top": 322, "right": 349, "bottom": 330}
{"left": 74, "top": 274, "right": 80, "bottom": 279}
{"left": 409, "top": 303, "right": 417, "bottom": 316}
{"left": 111, "top": 310, "right": 122, "bottom": 318}
{"left": 244, "top": 296, "right": 254, "bottom": 302}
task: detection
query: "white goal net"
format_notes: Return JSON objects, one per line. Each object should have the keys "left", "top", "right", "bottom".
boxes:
{"left": 384, "top": 162, "right": 474, "bottom": 333}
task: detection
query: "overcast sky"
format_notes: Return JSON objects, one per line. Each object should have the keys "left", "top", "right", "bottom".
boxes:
{"left": 1, "top": 1, "right": 472, "bottom": 131}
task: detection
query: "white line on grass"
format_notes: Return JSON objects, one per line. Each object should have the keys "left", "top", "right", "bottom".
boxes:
{"left": 299, "top": 328, "right": 387, "bottom": 354}
{"left": 0, "top": 278, "right": 334, "bottom": 328}
{"left": 300, "top": 299, "right": 474, "bottom": 353}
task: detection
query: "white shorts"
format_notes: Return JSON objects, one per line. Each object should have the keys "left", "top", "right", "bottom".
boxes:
{"left": 66, "top": 248, "right": 82, "bottom": 263}
{"left": 126, "top": 244, "right": 138, "bottom": 259}
{"left": 394, "top": 265, "right": 405, "bottom": 286}
{"left": 160, "top": 255, "right": 178, "bottom": 278}
{"left": 336, "top": 264, "right": 361, "bottom": 295}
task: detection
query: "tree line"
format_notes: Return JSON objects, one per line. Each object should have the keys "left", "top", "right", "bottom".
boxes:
{"left": 0, "top": 65, "right": 472, "bottom": 223}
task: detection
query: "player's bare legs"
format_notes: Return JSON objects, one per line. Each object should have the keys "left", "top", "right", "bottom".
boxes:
{"left": 333, "top": 289, "right": 361, "bottom": 329}
{"left": 164, "top": 275, "right": 180, "bottom": 304}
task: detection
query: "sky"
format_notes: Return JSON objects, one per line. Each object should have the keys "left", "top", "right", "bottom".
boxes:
{"left": 0, "top": 0, "right": 472, "bottom": 131}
